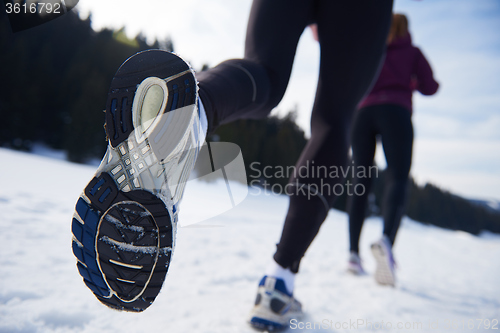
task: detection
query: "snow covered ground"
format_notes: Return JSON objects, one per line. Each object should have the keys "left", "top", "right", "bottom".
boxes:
{"left": 0, "top": 147, "right": 499, "bottom": 333}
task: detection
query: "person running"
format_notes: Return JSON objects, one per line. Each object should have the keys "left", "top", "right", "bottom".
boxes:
{"left": 70, "top": 0, "right": 393, "bottom": 330}
{"left": 346, "top": 13, "right": 439, "bottom": 286}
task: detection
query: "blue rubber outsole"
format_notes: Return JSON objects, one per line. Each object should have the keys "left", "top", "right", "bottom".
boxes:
{"left": 72, "top": 174, "right": 173, "bottom": 312}
{"left": 249, "top": 317, "right": 287, "bottom": 332}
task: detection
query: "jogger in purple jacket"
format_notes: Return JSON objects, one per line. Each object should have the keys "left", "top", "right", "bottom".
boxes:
{"left": 347, "top": 13, "right": 439, "bottom": 285}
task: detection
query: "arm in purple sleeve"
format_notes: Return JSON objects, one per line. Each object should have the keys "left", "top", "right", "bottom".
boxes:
{"left": 414, "top": 48, "right": 439, "bottom": 95}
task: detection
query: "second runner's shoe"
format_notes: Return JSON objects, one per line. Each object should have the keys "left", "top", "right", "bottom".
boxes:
{"left": 248, "top": 276, "right": 303, "bottom": 332}
{"left": 371, "top": 235, "right": 396, "bottom": 287}
{"left": 71, "top": 50, "right": 202, "bottom": 311}
{"left": 347, "top": 251, "right": 366, "bottom": 275}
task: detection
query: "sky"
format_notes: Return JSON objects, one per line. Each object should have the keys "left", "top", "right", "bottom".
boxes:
{"left": 74, "top": 0, "right": 500, "bottom": 201}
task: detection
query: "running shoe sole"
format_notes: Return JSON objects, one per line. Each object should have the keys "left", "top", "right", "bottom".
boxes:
{"left": 249, "top": 317, "right": 288, "bottom": 332}
{"left": 71, "top": 50, "right": 198, "bottom": 312}
{"left": 371, "top": 242, "right": 396, "bottom": 287}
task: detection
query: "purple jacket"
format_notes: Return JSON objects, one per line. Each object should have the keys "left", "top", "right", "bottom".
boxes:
{"left": 359, "top": 33, "right": 439, "bottom": 113}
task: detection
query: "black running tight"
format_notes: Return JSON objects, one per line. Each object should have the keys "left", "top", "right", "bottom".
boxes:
{"left": 347, "top": 104, "right": 413, "bottom": 254}
{"left": 198, "top": 0, "right": 393, "bottom": 272}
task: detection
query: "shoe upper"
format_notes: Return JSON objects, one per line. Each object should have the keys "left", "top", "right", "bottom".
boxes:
{"left": 349, "top": 251, "right": 362, "bottom": 265}
{"left": 249, "top": 276, "right": 302, "bottom": 331}
{"left": 348, "top": 251, "right": 366, "bottom": 275}
{"left": 378, "top": 236, "right": 396, "bottom": 269}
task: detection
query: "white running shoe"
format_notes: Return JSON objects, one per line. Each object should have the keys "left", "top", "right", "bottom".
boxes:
{"left": 347, "top": 251, "right": 366, "bottom": 275}
{"left": 71, "top": 50, "right": 202, "bottom": 311}
{"left": 248, "top": 276, "right": 303, "bottom": 332}
{"left": 371, "top": 235, "right": 396, "bottom": 287}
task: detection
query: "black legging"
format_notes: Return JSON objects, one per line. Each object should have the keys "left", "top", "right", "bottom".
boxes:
{"left": 198, "top": 0, "right": 393, "bottom": 272}
{"left": 348, "top": 104, "right": 413, "bottom": 254}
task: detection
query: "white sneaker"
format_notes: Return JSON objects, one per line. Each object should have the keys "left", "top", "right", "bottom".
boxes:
{"left": 71, "top": 50, "right": 202, "bottom": 311}
{"left": 248, "top": 276, "right": 303, "bottom": 332}
{"left": 347, "top": 251, "right": 366, "bottom": 275}
{"left": 371, "top": 235, "right": 396, "bottom": 287}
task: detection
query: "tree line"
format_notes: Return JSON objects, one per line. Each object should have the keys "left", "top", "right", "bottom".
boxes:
{"left": 0, "top": 10, "right": 172, "bottom": 161}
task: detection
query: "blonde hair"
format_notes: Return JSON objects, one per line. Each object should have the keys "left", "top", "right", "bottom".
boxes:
{"left": 387, "top": 13, "right": 409, "bottom": 44}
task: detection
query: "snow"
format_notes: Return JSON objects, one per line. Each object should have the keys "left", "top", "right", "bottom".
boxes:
{"left": 99, "top": 236, "right": 171, "bottom": 255}
{"left": 0, "top": 147, "right": 499, "bottom": 332}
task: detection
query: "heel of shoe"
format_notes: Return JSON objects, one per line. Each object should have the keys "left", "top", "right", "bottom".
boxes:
{"left": 72, "top": 173, "right": 174, "bottom": 311}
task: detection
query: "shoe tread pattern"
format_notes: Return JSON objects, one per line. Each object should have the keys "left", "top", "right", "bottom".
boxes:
{"left": 72, "top": 172, "right": 172, "bottom": 312}
{"left": 371, "top": 243, "right": 395, "bottom": 287}
{"left": 72, "top": 50, "right": 195, "bottom": 312}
